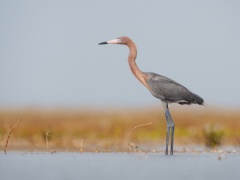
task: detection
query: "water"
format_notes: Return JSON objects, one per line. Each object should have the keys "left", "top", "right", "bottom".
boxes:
{"left": 0, "top": 152, "right": 239, "bottom": 180}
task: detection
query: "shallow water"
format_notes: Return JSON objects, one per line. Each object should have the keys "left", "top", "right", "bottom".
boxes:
{"left": 0, "top": 151, "right": 240, "bottom": 180}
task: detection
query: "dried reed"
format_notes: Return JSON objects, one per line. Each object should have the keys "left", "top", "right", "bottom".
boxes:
{"left": 45, "top": 131, "right": 51, "bottom": 151}
{"left": 128, "top": 122, "right": 152, "bottom": 152}
{"left": 3, "top": 118, "right": 22, "bottom": 154}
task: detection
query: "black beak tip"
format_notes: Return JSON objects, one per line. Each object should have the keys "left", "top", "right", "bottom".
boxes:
{"left": 98, "top": 41, "right": 107, "bottom": 45}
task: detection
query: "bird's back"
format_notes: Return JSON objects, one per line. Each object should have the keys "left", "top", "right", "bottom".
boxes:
{"left": 145, "top": 72, "right": 204, "bottom": 105}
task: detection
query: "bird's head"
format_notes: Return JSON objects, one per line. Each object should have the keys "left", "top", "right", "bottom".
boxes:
{"left": 98, "top": 36, "right": 130, "bottom": 45}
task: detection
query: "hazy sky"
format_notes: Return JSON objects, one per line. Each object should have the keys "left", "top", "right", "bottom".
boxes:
{"left": 0, "top": 1, "right": 240, "bottom": 108}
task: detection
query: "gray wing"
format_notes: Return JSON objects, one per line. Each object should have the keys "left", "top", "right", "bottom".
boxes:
{"left": 145, "top": 72, "right": 203, "bottom": 105}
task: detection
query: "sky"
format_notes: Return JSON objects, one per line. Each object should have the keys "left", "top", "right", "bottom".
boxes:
{"left": 0, "top": 0, "right": 240, "bottom": 108}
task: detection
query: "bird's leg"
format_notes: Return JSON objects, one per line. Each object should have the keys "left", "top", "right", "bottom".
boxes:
{"left": 164, "top": 112, "right": 171, "bottom": 155}
{"left": 165, "top": 108, "right": 175, "bottom": 155}
{"left": 162, "top": 102, "right": 170, "bottom": 155}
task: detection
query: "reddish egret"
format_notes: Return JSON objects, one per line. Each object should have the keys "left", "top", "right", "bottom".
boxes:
{"left": 98, "top": 36, "right": 204, "bottom": 155}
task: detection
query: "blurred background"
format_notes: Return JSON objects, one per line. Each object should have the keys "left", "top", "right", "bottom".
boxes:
{"left": 0, "top": 1, "right": 240, "bottom": 152}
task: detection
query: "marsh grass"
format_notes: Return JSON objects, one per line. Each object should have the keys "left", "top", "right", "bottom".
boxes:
{"left": 0, "top": 106, "right": 239, "bottom": 152}
{"left": 202, "top": 125, "right": 224, "bottom": 148}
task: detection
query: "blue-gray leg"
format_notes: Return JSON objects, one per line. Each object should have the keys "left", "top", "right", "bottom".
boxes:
{"left": 165, "top": 108, "right": 175, "bottom": 155}
{"left": 162, "top": 101, "right": 175, "bottom": 155}
{"left": 164, "top": 112, "right": 171, "bottom": 155}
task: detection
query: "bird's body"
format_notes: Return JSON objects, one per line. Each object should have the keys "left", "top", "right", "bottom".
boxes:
{"left": 99, "top": 36, "right": 204, "bottom": 155}
{"left": 145, "top": 72, "right": 203, "bottom": 105}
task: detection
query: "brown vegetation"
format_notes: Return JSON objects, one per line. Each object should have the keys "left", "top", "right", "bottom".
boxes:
{"left": 0, "top": 106, "right": 239, "bottom": 152}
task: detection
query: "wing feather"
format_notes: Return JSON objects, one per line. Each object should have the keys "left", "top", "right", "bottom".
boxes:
{"left": 145, "top": 72, "right": 203, "bottom": 105}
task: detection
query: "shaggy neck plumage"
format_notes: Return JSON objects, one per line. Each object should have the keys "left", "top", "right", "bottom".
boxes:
{"left": 126, "top": 41, "right": 149, "bottom": 89}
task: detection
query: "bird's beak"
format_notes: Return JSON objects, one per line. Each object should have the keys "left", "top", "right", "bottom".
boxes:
{"left": 98, "top": 41, "right": 107, "bottom": 45}
{"left": 98, "top": 38, "right": 121, "bottom": 45}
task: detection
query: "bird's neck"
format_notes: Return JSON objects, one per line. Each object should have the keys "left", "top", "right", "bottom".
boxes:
{"left": 127, "top": 42, "right": 149, "bottom": 89}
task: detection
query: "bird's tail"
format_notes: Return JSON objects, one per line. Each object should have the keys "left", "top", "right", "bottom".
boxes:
{"left": 192, "top": 93, "right": 204, "bottom": 105}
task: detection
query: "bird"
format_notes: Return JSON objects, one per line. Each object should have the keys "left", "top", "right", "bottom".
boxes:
{"left": 98, "top": 36, "right": 204, "bottom": 155}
